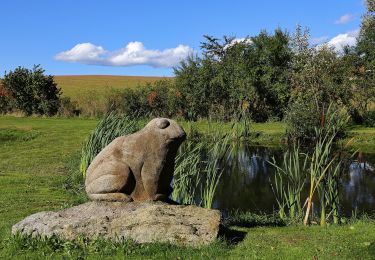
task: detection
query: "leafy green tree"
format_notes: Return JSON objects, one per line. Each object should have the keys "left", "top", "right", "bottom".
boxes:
{"left": 174, "top": 55, "right": 215, "bottom": 120}
{"left": 2, "top": 65, "right": 61, "bottom": 115}
{"left": 174, "top": 29, "right": 292, "bottom": 121}
{"left": 358, "top": 0, "right": 375, "bottom": 64}
{"left": 287, "top": 26, "right": 352, "bottom": 141}
{"left": 353, "top": 0, "right": 375, "bottom": 121}
{"left": 249, "top": 29, "right": 292, "bottom": 121}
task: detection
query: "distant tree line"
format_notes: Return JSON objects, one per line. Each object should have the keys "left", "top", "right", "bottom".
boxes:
{"left": 107, "top": 26, "right": 373, "bottom": 124}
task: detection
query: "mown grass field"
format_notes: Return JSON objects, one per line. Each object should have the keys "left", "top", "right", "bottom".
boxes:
{"left": 55, "top": 75, "right": 171, "bottom": 100}
{"left": 1, "top": 116, "right": 375, "bottom": 259}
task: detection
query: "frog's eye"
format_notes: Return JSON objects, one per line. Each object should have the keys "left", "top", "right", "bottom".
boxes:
{"left": 156, "top": 118, "right": 170, "bottom": 129}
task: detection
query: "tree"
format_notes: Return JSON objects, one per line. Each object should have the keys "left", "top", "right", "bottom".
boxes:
{"left": 174, "top": 30, "right": 292, "bottom": 121}
{"left": 287, "top": 26, "right": 352, "bottom": 141}
{"left": 2, "top": 65, "right": 61, "bottom": 115}
{"left": 338, "top": 0, "right": 375, "bottom": 123}
{"left": 174, "top": 55, "right": 215, "bottom": 120}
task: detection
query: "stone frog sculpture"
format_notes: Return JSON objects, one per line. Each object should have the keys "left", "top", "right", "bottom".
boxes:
{"left": 85, "top": 118, "right": 186, "bottom": 202}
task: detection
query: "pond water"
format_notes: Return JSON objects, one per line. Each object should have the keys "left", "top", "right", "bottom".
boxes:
{"left": 212, "top": 145, "right": 375, "bottom": 216}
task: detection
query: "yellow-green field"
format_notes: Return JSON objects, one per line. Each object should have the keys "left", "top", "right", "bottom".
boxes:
{"left": 54, "top": 75, "right": 171, "bottom": 100}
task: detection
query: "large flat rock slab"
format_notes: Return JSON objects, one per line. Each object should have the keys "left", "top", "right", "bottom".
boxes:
{"left": 12, "top": 201, "right": 221, "bottom": 247}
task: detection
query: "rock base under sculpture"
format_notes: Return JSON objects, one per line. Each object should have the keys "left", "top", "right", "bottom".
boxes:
{"left": 12, "top": 201, "right": 221, "bottom": 247}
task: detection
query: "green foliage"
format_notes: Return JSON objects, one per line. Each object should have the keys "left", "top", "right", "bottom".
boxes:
{"left": 0, "top": 83, "right": 13, "bottom": 114}
{"left": 105, "top": 79, "right": 181, "bottom": 118}
{"left": 348, "top": 0, "right": 375, "bottom": 122}
{"left": 171, "top": 141, "right": 203, "bottom": 204}
{"left": 271, "top": 104, "right": 350, "bottom": 225}
{"left": 201, "top": 132, "right": 232, "bottom": 208}
{"left": 286, "top": 101, "right": 349, "bottom": 142}
{"left": 172, "top": 129, "right": 232, "bottom": 209}
{"left": 269, "top": 145, "right": 308, "bottom": 220}
{"left": 0, "top": 97, "right": 12, "bottom": 114}
{"left": 2, "top": 65, "right": 61, "bottom": 116}
{"left": 364, "top": 110, "right": 375, "bottom": 127}
{"left": 303, "top": 124, "right": 343, "bottom": 226}
{"left": 174, "top": 29, "right": 292, "bottom": 121}
{"left": 58, "top": 96, "right": 81, "bottom": 117}
{"left": 223, "top": 210, "right": 285, "bottom": 227}
{"left": 80, "top": 112, "right": 140, "bottom": 176}
{"left": 290, "top": 45, "right": 351, "bottom": 106}
{"left": 285, "top": 100, "right": 321, "bottom": 142}
{"left": 358, "top": 0, "right": 375, "bottom": 64}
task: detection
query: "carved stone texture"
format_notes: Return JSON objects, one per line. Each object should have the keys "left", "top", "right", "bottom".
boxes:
{"left": 85, "top": 118, "right": 186, "bottom": 202}
{"left": 12, "top": 201, "right": 221, "bottom": 247}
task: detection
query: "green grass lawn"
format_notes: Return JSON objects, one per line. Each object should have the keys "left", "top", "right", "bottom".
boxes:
{"left": 1, "top": 116, "right": 375, "bottom": 259}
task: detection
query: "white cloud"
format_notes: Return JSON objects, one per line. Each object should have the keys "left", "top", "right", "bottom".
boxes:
{"left": 335, "top": 14, "right": 354, "bottom": 24}
{"left": 55, "top": 41, "right": 193, "bottom": 68}
{"left": 326, "top": 29, "right": 359, "bottom": 52}
{"left": 224, "top": 38, "right": 252, "bottom": 49}
{"left": 55, "top": 43, "right": 107, "bottom": 63}
{"left": 310, "top": 36, "right": 329, "bottom": 45}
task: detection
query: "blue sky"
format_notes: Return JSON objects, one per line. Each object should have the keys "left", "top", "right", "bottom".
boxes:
{"left": 0, "top": 0, "right": 365, "bottom": 76}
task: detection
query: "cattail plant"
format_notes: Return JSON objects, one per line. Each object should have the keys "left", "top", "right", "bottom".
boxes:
{"left": 269, "top": 145, "right": 308, "bottom": 220}
{"left": 303, "top": 104, "right": 349, "bottom": 226}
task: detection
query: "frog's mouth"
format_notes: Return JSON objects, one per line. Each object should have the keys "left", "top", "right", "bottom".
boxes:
{"left": 169, "top": 131, "right": 186, "bottom": 143}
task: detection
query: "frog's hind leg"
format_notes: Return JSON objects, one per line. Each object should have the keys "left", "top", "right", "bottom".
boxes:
{"left": 86, "top": 163, "right": 135, "bottom": 202}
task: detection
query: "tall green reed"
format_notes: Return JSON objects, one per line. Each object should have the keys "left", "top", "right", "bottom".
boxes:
{"left": 171, "top": 141, "right": 203, "bottom": 204}
{"left": 79, "top": 112, "right": 139, "bottom": 177}
{"left": 269, "top": 103, "right": 350, "bottom": 225}
{"left": 201, "top": 133, "right": 232, "bottom": 209}
{"left": 303, "top": 104, "right": 349, "bottom": 226}
{"left": 269, "top": 145, "right": 308, "bottom": 220}
{"left": 172, "top": 124, "right": 234, "bottom": 209}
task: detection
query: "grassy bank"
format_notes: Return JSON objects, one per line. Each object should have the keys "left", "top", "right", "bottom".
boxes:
{"left": 0, "top": 116, "right": 375, "bottom": 259}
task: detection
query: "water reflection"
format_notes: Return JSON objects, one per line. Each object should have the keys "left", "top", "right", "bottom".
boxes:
{"left": 213, "top": 145, "right": 375, "bottom": 216}
{"left": 341, "top": 156, "right": 375, "bottom": 215}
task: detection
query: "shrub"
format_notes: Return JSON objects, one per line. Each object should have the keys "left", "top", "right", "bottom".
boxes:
{"left": 2, "top": 65, "right": 61, "bottom": 116}
{"left": 285, "top": 100, "right": 320, "bottom": 141}
{"left": 58, "top": 97, "right": 81, "bottom": 117}
{"left": 286, "top": 101, "right": 349, "bottom": 142}
{"left": 363, "top": 110, "right": 375, "bottom": 127}
{"left": 105, "top": 79, "right": 180, "bottom": 118}
{"left": 0, "top": 96, "right": 13, "bottom": 114}
{"left": 0, "top": 82, "right": 13, "bottom": 114}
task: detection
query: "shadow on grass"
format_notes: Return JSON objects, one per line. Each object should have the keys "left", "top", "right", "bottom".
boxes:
{"left": 368, "top": 241, "right": 375, "bottom": 256}
{"left": 218, "top": 225, "right": 247, "bottom": 245}
{"left": 223, "top": 211, "right": 286, "bottom": 228}
{"left": 218, "top": 211, "right": 286, "bottom": 245}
